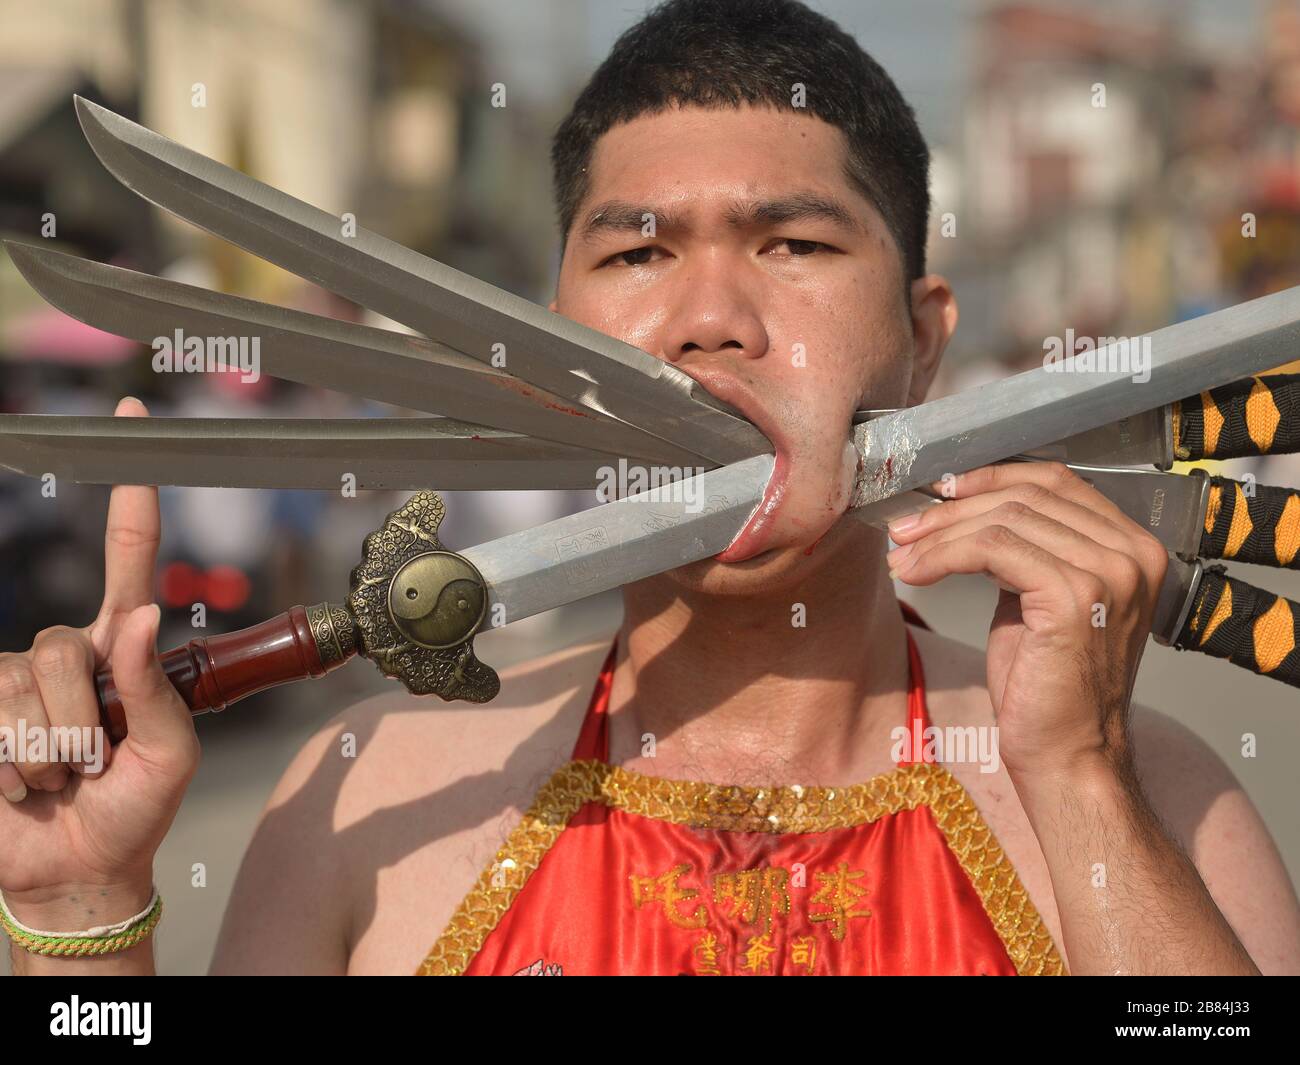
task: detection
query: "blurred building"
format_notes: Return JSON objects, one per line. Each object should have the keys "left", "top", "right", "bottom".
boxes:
{"left": 932, "top": 0, "right": 1300, "bottom": 396}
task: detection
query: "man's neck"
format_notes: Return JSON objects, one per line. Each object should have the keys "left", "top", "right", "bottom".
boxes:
{"left": 606, "top": 540, "right": 911, "bottom": 786}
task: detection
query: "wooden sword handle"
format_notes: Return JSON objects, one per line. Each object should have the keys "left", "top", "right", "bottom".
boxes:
{"left": 94, "top": 603, "right": 359, "bottom": 743}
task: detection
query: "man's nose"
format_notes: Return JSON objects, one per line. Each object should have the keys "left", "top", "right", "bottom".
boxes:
{"left": 658, "top": 263, "right": 768, "bottom": 364}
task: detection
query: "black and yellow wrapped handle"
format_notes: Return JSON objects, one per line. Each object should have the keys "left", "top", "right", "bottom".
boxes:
{"left": 1175, "top": 566, "right": 1300, "bottom": 688}
{"left": 1157, "top": 373, "right": 1300, "bottom": 686}
{"left": 1175, "top": 373, "right": 1300, "bottom": 461}
{"left": 1197, "top": 475, "right": 1300, "bottom": 570}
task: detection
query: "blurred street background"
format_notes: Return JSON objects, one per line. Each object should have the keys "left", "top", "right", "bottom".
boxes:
{"left": 2, "top": 0, "right": 1300, "bottom": 973}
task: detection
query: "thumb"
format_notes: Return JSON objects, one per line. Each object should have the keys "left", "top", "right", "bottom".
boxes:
{"left": 110, "top": 604, "right": 193, "bottom": 759}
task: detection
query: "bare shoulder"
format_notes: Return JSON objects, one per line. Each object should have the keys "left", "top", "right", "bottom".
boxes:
{"left": 1130, "top": 705, "right": 1300, "bottom": 975}
{"left": 905, "top": 623, "right": 989, "bottom": 719}
{"left": 331, "top": 633, "right": 616, "bottom": 823}
{"left": 901, "top": 622, "right": 1300, "bottom": 974}
{"left": 210, "top": 632, "right": 615, "bottom": 975}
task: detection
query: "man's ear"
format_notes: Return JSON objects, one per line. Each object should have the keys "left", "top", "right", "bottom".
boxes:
{"left": 906, "top": 275, "right": 958, "bottom": 406}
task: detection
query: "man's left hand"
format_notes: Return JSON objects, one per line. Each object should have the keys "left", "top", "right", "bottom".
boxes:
{"left": 885, "top": 461, "right": 1169, "bottom": 784}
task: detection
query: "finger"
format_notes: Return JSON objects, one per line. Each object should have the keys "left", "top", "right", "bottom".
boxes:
{"left": 894, "top": 506, "right": 1141, "bottom": 608}
{"left": 0, "top": 759, "right": 25, "bottom": 803}
{"left": 0, "top": 661, "right": 29, "bottom": 800}
{"left": 921, "top": 463, "right": 1170, "bottom": 591}
{"left": 890, "top": 478, "right": 1129, "bottom": 553}
{"left": 29, "top": 626, "right": 100, "bottom": 777}
{"left": 110, "top": 604, "right": 196, "bottom": 763}
{"left": 890, "top": 523, "right": 1086, "bottom": 611}
{"left": 931, "top": 462, "right": 1136, "bottom": 530}
{"left": 96, "top": 398, "right": 162, "bottom": 636}
{"left": 0, "top": 652, "right": 61, "bottom": 790}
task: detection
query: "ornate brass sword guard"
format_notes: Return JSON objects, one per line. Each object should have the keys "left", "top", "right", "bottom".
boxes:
{"left": 333, "top": 490, "right": 498, "bottom": 703}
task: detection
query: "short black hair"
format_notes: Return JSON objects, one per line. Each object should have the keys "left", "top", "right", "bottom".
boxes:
{"left": 551, "top": 0, "right": 931, "bottom": 283}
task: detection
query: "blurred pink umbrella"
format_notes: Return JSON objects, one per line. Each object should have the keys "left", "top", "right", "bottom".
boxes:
{"left": 3, "top": 303, "right": 139, "bottom": 365}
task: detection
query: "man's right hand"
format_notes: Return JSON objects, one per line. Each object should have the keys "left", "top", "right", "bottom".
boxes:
{"left": 0, "top": 397, "right": 199, "bottom": 941}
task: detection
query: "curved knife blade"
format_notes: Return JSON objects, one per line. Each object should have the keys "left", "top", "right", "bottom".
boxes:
{"left": 0, "top": 416, "right": 646, "bottom": 491}
{"left": 4, "top": 241, "right": 712, "bottom": 468}
{"left": 73, "top": 97, "right": 770, "bottom": 466}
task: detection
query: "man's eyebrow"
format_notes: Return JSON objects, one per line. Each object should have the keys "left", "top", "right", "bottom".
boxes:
{"left": 725, "top": 193, "right": 864, "bottom": 234}
{"left": 578, "top": 201, "right": 685, "bottom": 243}
{"left": 578, "top": 193, "right": 865, "bottom": 244}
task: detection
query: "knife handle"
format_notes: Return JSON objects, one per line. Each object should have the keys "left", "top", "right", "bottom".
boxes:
{"left": 1199, "top": 476, "right": 1300, "bottom": 568}
{"left": 1174, "top": 373, "right": 1300, "bottom": 460}
{"left": 1174, "top": 566, "right": 1300, "bottom": 687}
{"left": 94, "top": 603, "right": 359, "bottom": 744}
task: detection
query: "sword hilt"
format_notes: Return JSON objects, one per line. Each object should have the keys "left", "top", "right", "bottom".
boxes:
{"left": 94, "top": 603, "right": 359, "bottom": 742}
{"left": 1172, "top": 565, "right": 1300, "bottom": 688}
{"left": 1174, "top": 373, "right": 1300, "bottom": 461}
{"left": 94, "top": 490, "right": 499, "bottom": 743}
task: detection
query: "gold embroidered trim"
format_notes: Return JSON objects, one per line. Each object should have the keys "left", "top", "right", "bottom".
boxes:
{"left": 416, "top": 760, "right": 1066, "bottom": 976}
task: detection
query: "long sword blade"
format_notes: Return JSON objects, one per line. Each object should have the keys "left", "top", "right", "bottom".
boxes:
{"left": 463, "top": 288, "right": 1300, "bottom": 625}
{"left": 3, "top": 241, "right": 711, "bottom": 467}
{"left": 73, "top": 97, "right": 769, "bottom": 465}
{"left": 856, "top": 406, "right": 1173, "bottom": 467}
{"left": 0, "top": 416, "right": 637, "bottom": 491}
{"left": 850, "top": 287, "right": 1300, "bottom": 505}
{"left": 463, "top": 457, "right": 933, "bottom": 624}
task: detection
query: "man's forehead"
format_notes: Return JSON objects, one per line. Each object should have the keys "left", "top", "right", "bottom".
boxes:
{"left": 575, "top": 105, "right": 876, "bottom": 239}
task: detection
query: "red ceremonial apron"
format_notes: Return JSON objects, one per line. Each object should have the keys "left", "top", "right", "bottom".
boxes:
{"left": 418, "top": 608, "right": 1065, "bottom": 975}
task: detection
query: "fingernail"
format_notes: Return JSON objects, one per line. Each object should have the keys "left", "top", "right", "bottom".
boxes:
{"left": 4, "top": 782, "right": 27, "bottom": 803}
{"left": 887, "top": 513, "right": 921, "bottom": 536}
{"left": 886, "top": 542, "right": 915, "bottom": 573}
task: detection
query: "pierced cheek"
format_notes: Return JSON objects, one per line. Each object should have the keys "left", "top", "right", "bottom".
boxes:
{"left": 837, "top": 436, "right": 858, "bottom": 500}
{"left": 716, "top": 430, "right": 863, "bottom": 562}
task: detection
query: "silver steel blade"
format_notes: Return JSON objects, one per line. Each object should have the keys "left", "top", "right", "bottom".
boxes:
{"left": 3, "top": 241, "right": 715, "bottom": 468}
{"left": 1023, "top": 407, "right": 1173, "bottom": 468}
{"left": 856, "top": 405, "right": 1173, "bottom": 467}
{"left": 462, "top": 456, "right": 774, "bottom": 623}
{"left": 73, "top": 97, "right": 769, "bottom": 465}
{"left": 850, "top": 286, "right": 1300, "bottom": 505}
{"left": 1152, "top": 557, "right": 1203, "bottom": 646}
{"left": 0, "top": 416, "right": 637, "bottom": 491}
{"left": 1040, "top": 465, "right": 1207, "bottom": 558}
{"left": 464, "top": 286, "right": 1300, "bottom": 627}
{"left": 462, "top": 456, "right": 932, "bottom": 625}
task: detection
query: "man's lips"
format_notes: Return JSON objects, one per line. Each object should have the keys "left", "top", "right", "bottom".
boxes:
{"left": 715, "top": 448, "right": 791, "bottom": 562}
{"left": 670, "top": 367, "right": 792, "bottom": 563}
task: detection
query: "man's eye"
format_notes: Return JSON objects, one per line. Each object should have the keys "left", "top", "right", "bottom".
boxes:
{"left": 770, "top": 238, "right": 831, "bottom": 256}
{"left": 602, "top": 246, "right": 659, "bottom": 267}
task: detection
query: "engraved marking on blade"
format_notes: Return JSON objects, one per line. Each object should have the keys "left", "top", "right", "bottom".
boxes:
{"left": 642, "top": 510, "right": 683, "bottom": 534}
{"left": 1149, "top": 488, "right": 1166, "bottom": 528}
{"left": 555, "top": 527, "right": 611, "bottom": 583}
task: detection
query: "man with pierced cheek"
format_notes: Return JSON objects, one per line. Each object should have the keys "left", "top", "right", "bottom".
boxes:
{"left": 4, "top": 0, "right": 1297, "bottom": 978}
